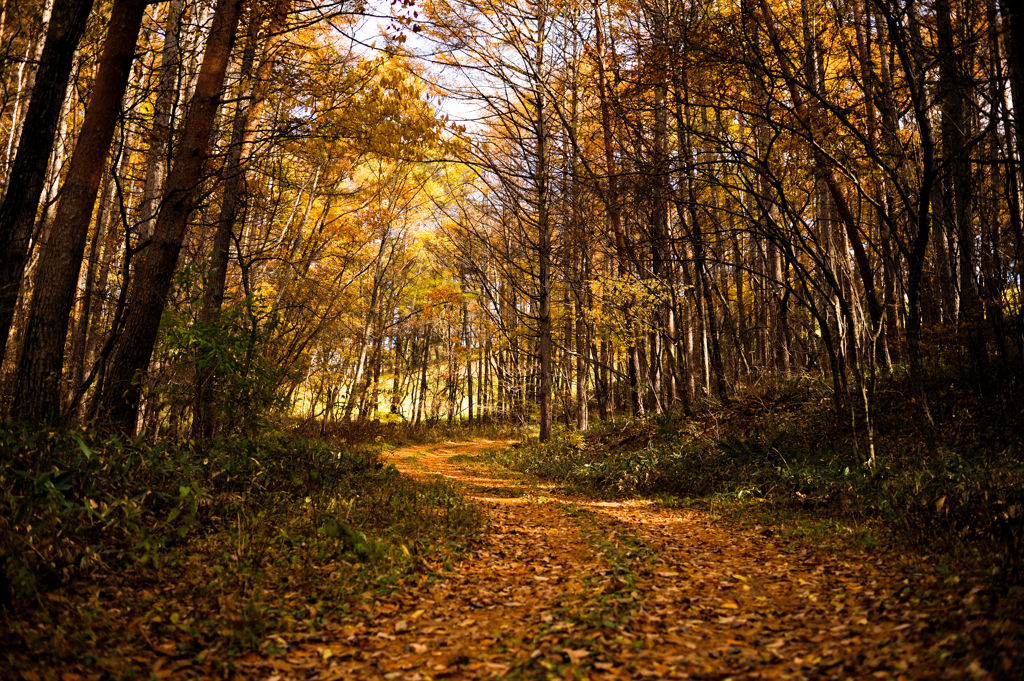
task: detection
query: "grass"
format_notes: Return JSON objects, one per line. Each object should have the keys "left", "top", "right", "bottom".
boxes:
{"left": 0, "top": 422, "right": 484, "bottom": 676}
{"left": 448, "top": 452, "right": 487, "bottom": 464}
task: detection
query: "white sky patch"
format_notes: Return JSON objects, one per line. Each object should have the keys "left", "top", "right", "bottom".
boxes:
{"left": 322, "top": 1, "right": 487, "bottom": 129}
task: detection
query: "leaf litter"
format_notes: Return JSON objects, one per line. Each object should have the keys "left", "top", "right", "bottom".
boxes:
{"left": 4, "top": 441, "right": 1023, "bottom": 680}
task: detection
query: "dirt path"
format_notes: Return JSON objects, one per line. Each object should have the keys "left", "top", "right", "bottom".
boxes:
{"left": 262, "top": 441, "right": 1015, "bottom": 680}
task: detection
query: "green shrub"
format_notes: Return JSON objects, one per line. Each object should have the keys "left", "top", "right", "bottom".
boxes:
{"left": 0, "top": 423, "right": 400, "bottom": 606}
{"left": 156, "top": 300, "right": 298, "bottom": 438}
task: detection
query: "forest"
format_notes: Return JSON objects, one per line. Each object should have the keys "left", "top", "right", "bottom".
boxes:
{"left": 0, "top": 0, "right": 1021, "bottom": 448}
{"left": 2, "top": 0, "right": 1024, "bottom": 678}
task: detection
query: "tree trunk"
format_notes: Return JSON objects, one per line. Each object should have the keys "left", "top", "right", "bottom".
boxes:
{"left": 936, "top": 0, "right": 986, "bottom": 380}
{"left": 592, "top": 0, "right": 641, "bottom": 416}
{"left": 65, "top": 144, "right": 118, "bottom": 417}
{"left": 193, "top": 0, "right": 294, "bottom": 439}
{"left": 756, "top": 0, "right": 883, "bottom": 338}
{"left": 414, "top": 325, "right": 430, "bottom": 425}
{"left": 138, "top": 0, "right": 186, "bottom": 241}
{"left": 463, "top": 293, "right": 473, "bottom": 423}
{"left": 575, "top": 284, "right": 589, "bottom": 430}
{"left": 482, "top": 337, "right": 490, "bottom": 421}
{"left": 0, "top": 0, "right": 94, "bottom": 367}
{"left": 2, "top": 0, "right": 53, "bottom": 172}
{"left": 1000, "top": 0, "right": 1024, "bottom": 158}
{"left": 97, "top": 0, "right": 245, "bottom": 432}
{"left": 534, "top": 7, "right": 553, "bottom": 442}
{"left": 15, "top": 0, "right": 148, "bottom": 423}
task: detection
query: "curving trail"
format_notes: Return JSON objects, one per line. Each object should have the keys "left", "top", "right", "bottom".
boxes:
{"left": 287, "top": 441, "right": 1014, "bottom": 680}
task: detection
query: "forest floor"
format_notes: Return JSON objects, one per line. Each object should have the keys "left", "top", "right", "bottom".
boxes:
{"left": 5, "top": 439, "right": 1022, "bottom": 680}
{"left": 227, "top": 440, "right": 1020, "bottom": 681}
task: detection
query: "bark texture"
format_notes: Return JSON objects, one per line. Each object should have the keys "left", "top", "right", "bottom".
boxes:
{"left": 15, "top": 0, "right": 149, "bottom": 423}
{"left": 98, "top": 0, "right": 245, "bottom": 432}
{"left": 0, "top": 0, "right": 95, "bottom": 365}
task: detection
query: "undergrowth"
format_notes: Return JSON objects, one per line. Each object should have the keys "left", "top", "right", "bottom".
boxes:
{"left": 298, "top": 416, "right": 529, "bottom": 447}
{"left": 488, "top": 370, "right": 1024, "bottom": 582}
{"left": 0, "top": 422, "right": 483, "bottom": 674}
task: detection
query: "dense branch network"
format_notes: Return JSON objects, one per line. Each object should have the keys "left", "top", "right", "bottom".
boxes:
{"left": 0, "top": 0, "right": 1020, "bottom": 454}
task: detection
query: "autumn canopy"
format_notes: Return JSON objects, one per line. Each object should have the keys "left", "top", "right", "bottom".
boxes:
{"left": 0, "top": 0, "right": 1018, "bottom": 445}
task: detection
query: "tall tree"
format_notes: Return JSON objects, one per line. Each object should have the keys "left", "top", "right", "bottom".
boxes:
{"left": 98, "top": 0, "right": 245, "bottom": 431}
{"left": 0, "top": 0, "right": 94, "bottom": 365}
{"left": 14, "top": 0, "right": 149, "bottom": 423}
{"left": 193, "top": 0, "right": 293, "bottom": 439}
{"left": 138, "top": 0, "right": 187, "bottom": 241}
